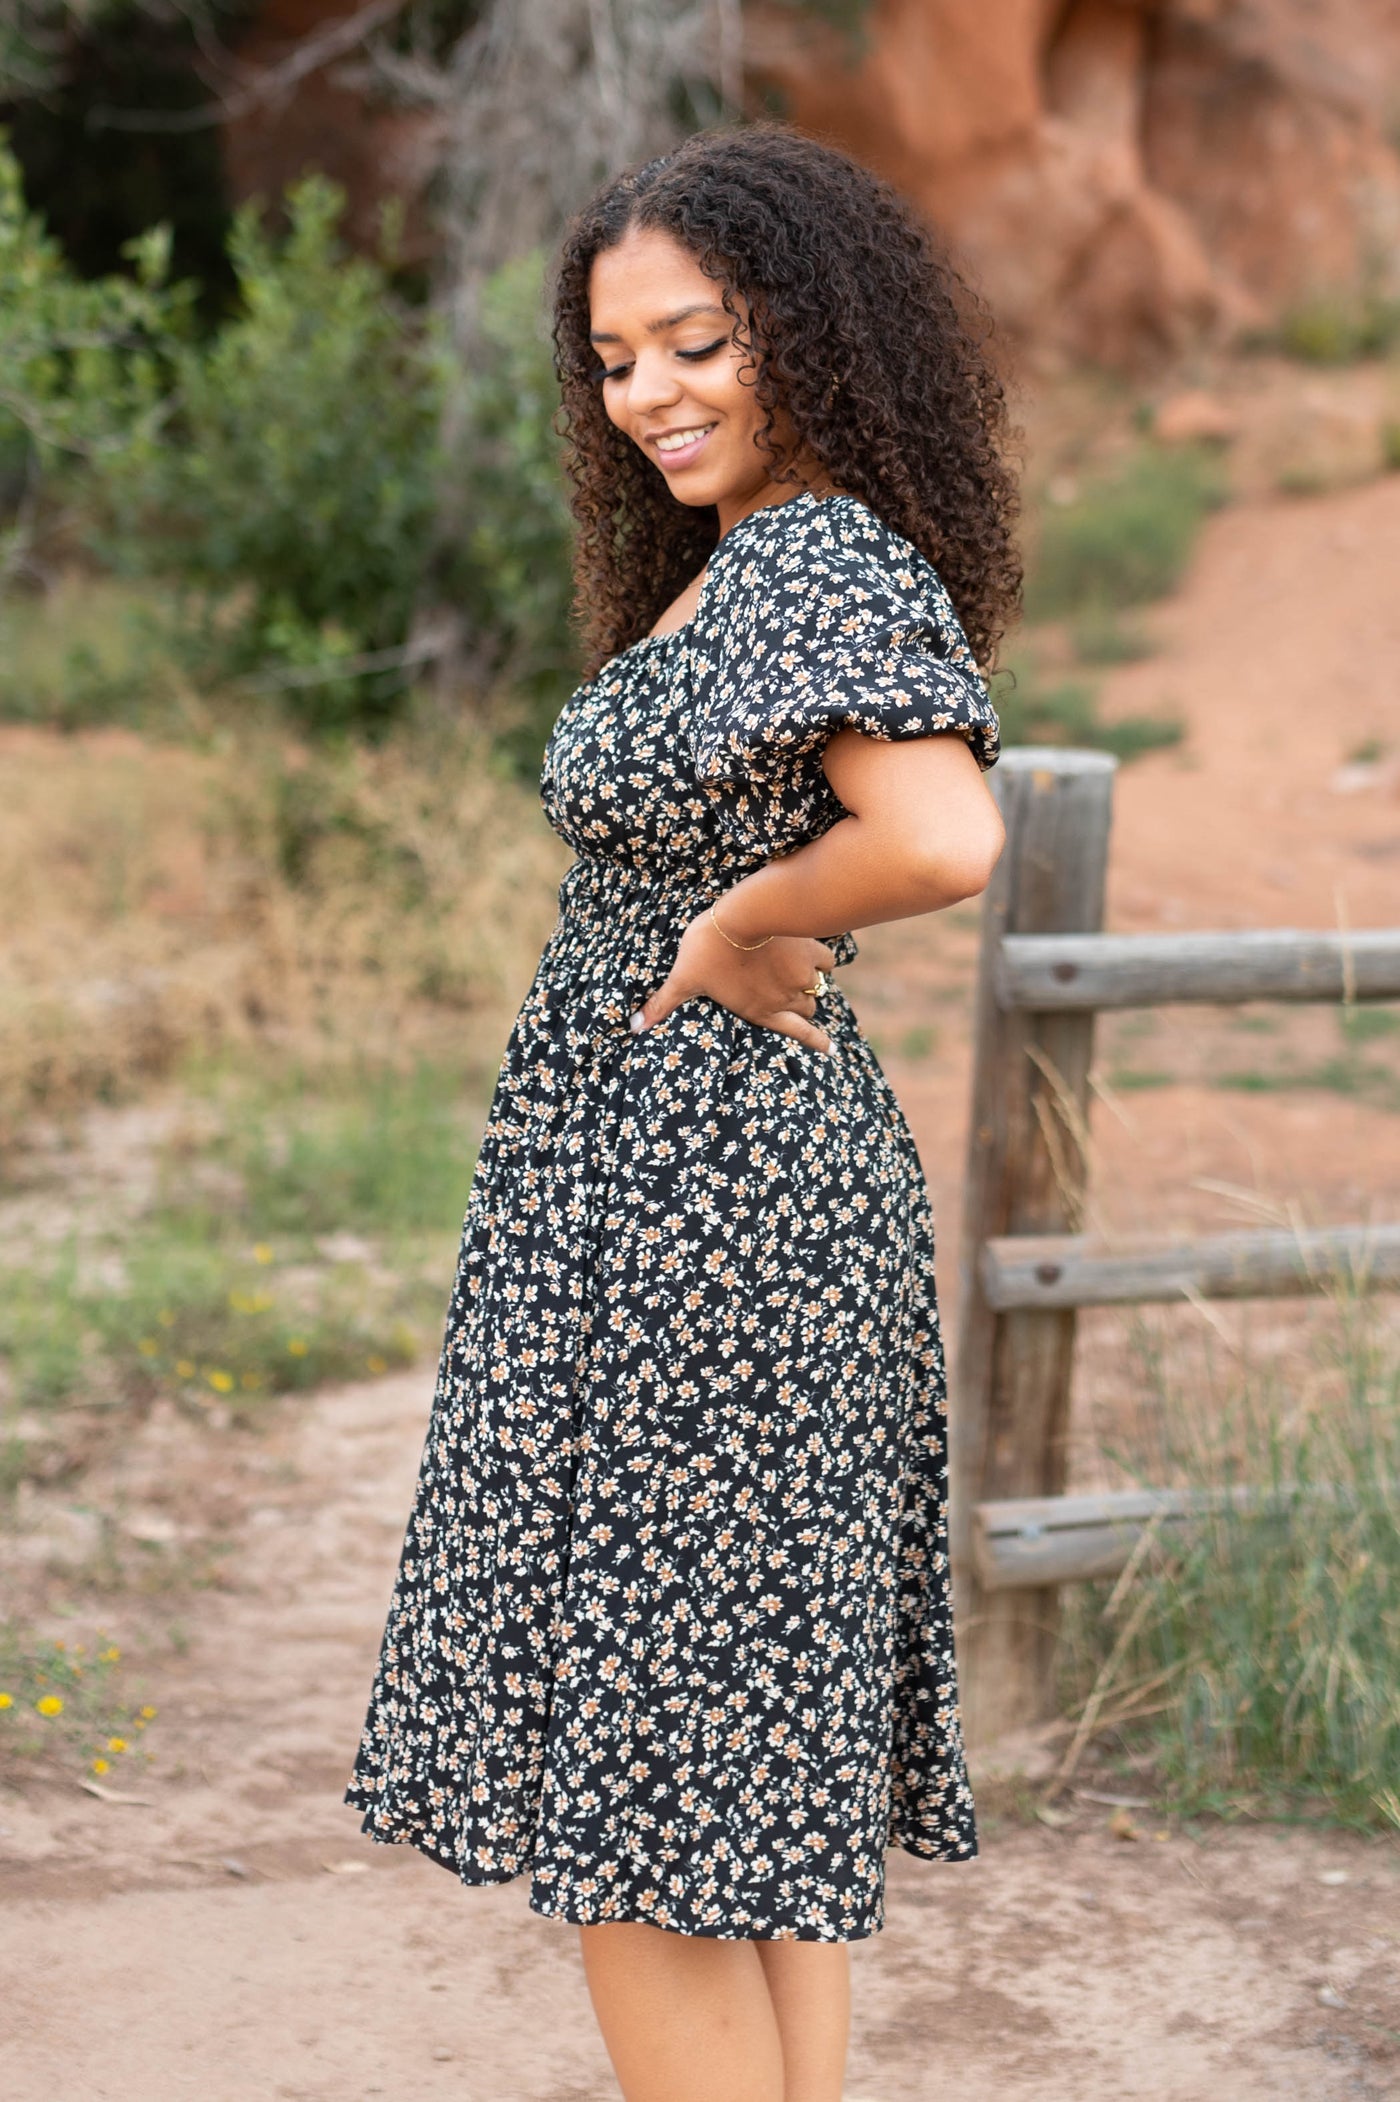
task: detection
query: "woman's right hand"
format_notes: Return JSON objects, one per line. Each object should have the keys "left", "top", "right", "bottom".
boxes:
{"left": 630, "top": 908, "right": 836, "bottom": 1054}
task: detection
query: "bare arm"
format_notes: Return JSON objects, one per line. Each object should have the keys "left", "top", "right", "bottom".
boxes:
{"left": 632, "top": 730, "right": 1005, "bottom": 1052}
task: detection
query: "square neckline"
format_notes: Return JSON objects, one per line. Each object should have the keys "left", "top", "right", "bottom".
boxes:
{"left": 631, "top": 489, "right": 866, "bottom": 655}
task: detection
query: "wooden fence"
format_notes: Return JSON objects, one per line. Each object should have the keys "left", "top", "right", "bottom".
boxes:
{"left": 952, "top": 747, "right": 1400, "bottom": 1744}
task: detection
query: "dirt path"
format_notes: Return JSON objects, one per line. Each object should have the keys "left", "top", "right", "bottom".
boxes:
{"left": 5, "top": 478, "right": 1400, "bottom": 2098}
{"left": 4, "top": 1366, "right": 1398, "bottom": 2102}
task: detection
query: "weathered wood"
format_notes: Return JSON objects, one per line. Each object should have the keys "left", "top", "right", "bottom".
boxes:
{"left": 981, "top": 1223, "right": 1400, "bottom": 1310}
{"left": 973, "top": 1480, "right": 1383, "bottom": 1589}
{"left": 953, "top": 747, "right": 1117, "bottom": 1745}
{"left": 974, "top": 1486, "right": 1227, "bottom": 1588}
{"left": 997, "top": 928, "right": 1400, "bottom": 1012}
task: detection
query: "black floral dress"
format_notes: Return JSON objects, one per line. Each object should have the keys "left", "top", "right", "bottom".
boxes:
{"left": 346, "top": 491, "right": 999, "bottom": 1941}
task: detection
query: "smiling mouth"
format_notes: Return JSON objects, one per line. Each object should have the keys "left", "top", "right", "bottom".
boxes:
{"left": 651, "top": 423, "right": 717, "bottom": 465}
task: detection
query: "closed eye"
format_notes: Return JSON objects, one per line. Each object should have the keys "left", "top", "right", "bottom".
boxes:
{"left": 591, "top": 336, "right": 730, "bottom": 385}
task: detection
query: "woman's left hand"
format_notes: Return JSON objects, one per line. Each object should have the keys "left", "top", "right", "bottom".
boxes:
{"left": 630, "top": 909, "right": 836, "bottom": 1054}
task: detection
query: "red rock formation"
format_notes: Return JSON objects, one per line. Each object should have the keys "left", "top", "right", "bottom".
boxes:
{"left": 220, "top": 0, "right": 440, "bottom": 263}
{"left": 748, "top": 0, "right": 1400, "bottom": 365}
{"left": 219, "top": 0, "right": 1400, "bottom": 367}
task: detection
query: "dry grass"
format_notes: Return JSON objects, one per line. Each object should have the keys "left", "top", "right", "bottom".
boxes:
{"left": 0, "top": 715, "right": 566, "bottom": 1139}
{"left": 1059, "top": 1290, "right": 1400, "bottom": 1827}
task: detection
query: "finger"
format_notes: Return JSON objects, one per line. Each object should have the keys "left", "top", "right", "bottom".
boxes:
{"left": 813, "top": 943, "right": 837, "bottom": 972}
{"left": 631, "top": 977, "right": 681, "bottom": 1033}
{"left": 768, "top": 1011, "right": 832, "bottom": 1055}
{"left": 791, "top": 993, "right": 817, "bottom": 1019}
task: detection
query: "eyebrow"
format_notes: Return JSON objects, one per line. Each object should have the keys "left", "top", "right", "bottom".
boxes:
{"left": 589, "top": 302, "right": 728, "bottom": 344}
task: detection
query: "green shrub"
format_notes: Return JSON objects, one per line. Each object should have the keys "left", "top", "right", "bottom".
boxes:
{"left": 1070, "top": 608, "right": 1157, "bottom": 666}
{"left": 1272, "top": 288, "right": 1400, "bottom": 366}
{"left": 0, "top": 144, "right": 581, "bottom": 745}
{"left": 98, "top": 178, "right": 453, "bottom": 733}
{"left": 0, "top": 133, "right": 183, "bottom": 584}
{"left": 1024, "top": 445, "right": 1227, "bottom": 622}
{"left": 453, "top": 250, "right": 578, "bottom": 758}
{"left": 992, "top": 651, "right": 1183, "bottom": 762}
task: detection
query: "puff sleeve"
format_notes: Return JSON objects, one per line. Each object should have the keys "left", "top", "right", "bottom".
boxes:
{"left": 683, "top": 495, "right": 999, "bottom": 865}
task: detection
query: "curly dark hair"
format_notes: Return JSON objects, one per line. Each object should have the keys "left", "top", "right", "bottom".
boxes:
{"left": 551, "top": 122, "right": 1021, "bottom": 677}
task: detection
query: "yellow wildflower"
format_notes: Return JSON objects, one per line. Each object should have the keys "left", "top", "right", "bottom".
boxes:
{"left": 287, "top": 1337, "right": 309, "bottom": 1357}
{"left": 99, "top": 1645, "right": 120, "bottom": 1663}
{"left": 0, "top": 1692, "right": 12, "bottom": 1709}
{"left": 207, "top": 1369, "right": 235, "bottom": 1393}
{"left": 107, "top": 1736, "right": 128, "bottom": 1753}
{"left": 253, "top": 1242, "right": 274, "bottom": 1264}
{"left": 35, "top": 1694, "right": 63, "bottom": 1717}
{"left": 175, "top": 1359, "right": 195, "bottom": 1379}
{"left": 140, "top": 1705, "right": 157, "bottom": 1720}
{"left": 366, "top": 1355, "right": 388, "bottom": 1375}
{"left": 138, "top": 1337, "right": 159, "bottom": 1357}
{"left": 92, "top": 1757, "right": 110, "bottom": 1775}
{"left": 158, "top": 1309, "right": 176, "bottom": 1327}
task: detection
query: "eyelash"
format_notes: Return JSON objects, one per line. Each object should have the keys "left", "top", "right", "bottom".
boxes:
{"left": 593, "top": 336, "right": 728, "bottom": 385}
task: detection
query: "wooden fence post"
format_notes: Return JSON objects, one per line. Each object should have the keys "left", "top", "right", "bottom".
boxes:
{"left": 952, "top": 747, "right": 1118, "bottom": 1746}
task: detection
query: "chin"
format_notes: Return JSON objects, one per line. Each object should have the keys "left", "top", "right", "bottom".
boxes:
{"left": 667, "top": 482, "right": 727, "bottom": 511}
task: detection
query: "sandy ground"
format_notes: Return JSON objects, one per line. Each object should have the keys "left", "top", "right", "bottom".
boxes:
{"left": 4, "top": 1369, "right": 1398, "bottom": 2102}
{"left": 4, "top": 477, "right": 1400, "bottom": 2098}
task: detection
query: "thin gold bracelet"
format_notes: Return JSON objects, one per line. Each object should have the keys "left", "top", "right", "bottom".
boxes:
{"left": 709, "top": 900, "right": 774, "bottom": 953}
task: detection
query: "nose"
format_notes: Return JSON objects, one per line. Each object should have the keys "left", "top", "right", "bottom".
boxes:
{"left": 623, "top": 346, "right": 683, "bottom": 420}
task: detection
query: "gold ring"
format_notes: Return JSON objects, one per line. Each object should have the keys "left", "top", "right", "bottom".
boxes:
{"left": 803, "top": 972, "right": 826, "bottom": 998}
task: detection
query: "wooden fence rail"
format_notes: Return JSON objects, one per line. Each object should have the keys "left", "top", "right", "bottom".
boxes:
{"left": 953, "top": 748, "right": 1400, "bottom": 1745}
{"left": 980, "top": 1222, "right": 1400, "bottom": 1311}
{"left": 997, "top": 928, "right": 1400, "bottom": 1011}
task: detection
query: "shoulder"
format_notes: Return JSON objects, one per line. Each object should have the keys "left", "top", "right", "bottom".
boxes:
{"left": 701, "top": 492, "right": 975, "bottom": 667}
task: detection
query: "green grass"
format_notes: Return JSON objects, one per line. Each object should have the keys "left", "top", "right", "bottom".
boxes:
{"left": 992, "top": 653, "right": 1183, "bottom": 762}
{"left": 897, "top": 1025, "right": 938, "bottom": 1061}
{"left": 0, "top": 1061, "right": 478, "bottom": 1448}
{"left": 1104, "top": 1009, "right": 1400, "bottom": 1107}
{"left": 1106, "top": 1067, "right": 1177, "bottom": 1091}
{"left": 0, "top": 580, "right": 208, "bottom": 736}
{"left": 210, "top": 1060, "right": 480, "bottom": 1239}
{"left": 1268, "top": 288, "right": 1400, "bottom": 367}
{"left": 1059, "top": 1302, "right": 1400, "bottom": 1827}
{"left": 1215, "top": 1051, "right": 1400, "bottom": 1112}
{"left": 0, "top": 1629, "right": 155, "bottom": 1782}
{"left": 1340, "top": 1005, "right": 1400, "bottom": 1045}
{"left": 1024, "top": 445, "right": 1228, "bottom": 623}
{"left": 1069, "top": 609, "right": 1158, "bottom": 666}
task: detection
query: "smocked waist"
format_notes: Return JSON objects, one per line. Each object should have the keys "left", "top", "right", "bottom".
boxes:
{"left": 539, "top": 855, "right": 856, "bottom": 1036}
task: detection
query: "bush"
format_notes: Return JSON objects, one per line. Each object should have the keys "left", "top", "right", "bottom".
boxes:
{"left": 0, "top": 133, "right": 183, "bottom": 585}
{"left": 98, "top": 178, "right": 453, "bottom": 733}
{"left": 452, "top": 250, "right": 578, "bottom": 757}
{"left": 1271, "top": 288, "right": 1400, "bottom": 367}
{"left": 992, "top": 651, "right": 1183, "bottom": 762}
{"left": 0, "top": 147, "right": 581, "bottom": 742}
{"left": 1024, "top": 445, "right": 1227, "bottom": 623}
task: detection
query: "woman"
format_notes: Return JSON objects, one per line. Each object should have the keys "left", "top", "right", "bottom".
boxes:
{"left": 347, "top": 124, "right": 1019, "bottom": 2102}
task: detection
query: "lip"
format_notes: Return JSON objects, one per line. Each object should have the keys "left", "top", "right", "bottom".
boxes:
{"left": 647, "top": 422, "right": 717, "bottom": 471}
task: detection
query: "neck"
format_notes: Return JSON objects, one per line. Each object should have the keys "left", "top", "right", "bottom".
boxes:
{"left": 715, "top": 468, "right": 837, "bottom": 539}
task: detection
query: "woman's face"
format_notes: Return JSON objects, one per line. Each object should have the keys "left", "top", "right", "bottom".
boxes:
{"left": 588, "top": 226, "right": 809, "bottom": 533}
